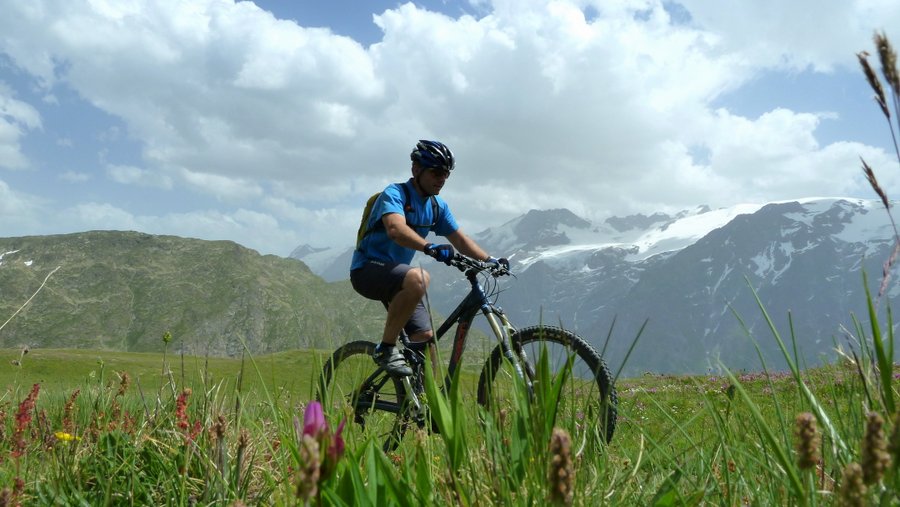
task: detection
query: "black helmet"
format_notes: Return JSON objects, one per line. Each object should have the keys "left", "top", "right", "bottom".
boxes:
{"left": 410, "top": 140, "right": 455, "bottom": 171}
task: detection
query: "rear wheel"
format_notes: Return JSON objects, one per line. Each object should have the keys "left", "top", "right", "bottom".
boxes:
{"left": 317, "top": 341, "right": 408, "bottom": 451}
{"left": 477, "top": 326, "right": 618, "bottom": 446}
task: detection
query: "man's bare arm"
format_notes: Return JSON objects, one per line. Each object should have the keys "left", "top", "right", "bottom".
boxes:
{"left": 383, "top": 213, "right": 430, "bottom": 251}
{"left": 446, "top": 229, "right": 489, "bottom": 261}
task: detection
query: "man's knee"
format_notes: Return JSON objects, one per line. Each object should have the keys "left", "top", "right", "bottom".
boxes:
{"left": 402, "top": 267, "right": 430, "bottom": 295}
{"left": 410, "top": 330, "right": 434, "bottom": 343}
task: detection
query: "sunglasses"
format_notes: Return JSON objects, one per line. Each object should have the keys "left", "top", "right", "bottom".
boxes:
{"left": 428, "top": 168, "right": 451, "bottom": 178}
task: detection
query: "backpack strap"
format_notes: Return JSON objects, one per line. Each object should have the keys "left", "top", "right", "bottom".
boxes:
{"left": 401, "top": 183, "right": 440, "bottom": 230}
{"left": 357, "top": 183, "right": 441, "bottom": 251}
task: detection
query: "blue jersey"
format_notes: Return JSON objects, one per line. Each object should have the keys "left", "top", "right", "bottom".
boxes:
{"left": 351, "top": 179, "right": 458, "bottom": 270}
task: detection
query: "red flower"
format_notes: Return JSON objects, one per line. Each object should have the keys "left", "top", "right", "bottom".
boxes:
{"left": 11, "top": 384, "right": 40, "bottom": 459}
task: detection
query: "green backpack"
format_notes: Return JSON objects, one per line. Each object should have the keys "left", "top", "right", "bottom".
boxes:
{"left": 356, "top": 184, "right": 439, "bottom": 250}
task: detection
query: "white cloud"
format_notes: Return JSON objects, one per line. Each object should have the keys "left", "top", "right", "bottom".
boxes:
{"left": 676, "top": 0, "right": 900, "bottom": 70}
{"left": 0, "top": 82, "right": 41, "bottom": 170}
{"left": 59, "top": 170, "right": 91, "bottom": 183}
{"left": 179, "top": 169, "right": 263, "bottom": 202}
{"left": 0, "top": 0, "right": 899, "bottom": 253}
{"left": 107, "top": 164, "right": 172, "bottom": 188}
{"left": 0, "top": 178, "right": 48, "bottom": 235}
{"left": 66, "top": 202, "right": 138, "bottom": 229}
{"left": 57, "top": 202, "right": 302, "bottom": 256}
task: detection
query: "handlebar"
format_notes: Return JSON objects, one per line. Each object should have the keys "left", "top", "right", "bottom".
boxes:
{"left": 448, "top": 253, "right": 511, "bottom": 278}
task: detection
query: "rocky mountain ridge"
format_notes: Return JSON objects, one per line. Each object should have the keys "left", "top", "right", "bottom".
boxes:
{"left": 293, "top": 198, "right": 899, "bottom": 374}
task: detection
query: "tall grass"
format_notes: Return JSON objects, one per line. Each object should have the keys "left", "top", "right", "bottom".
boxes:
{"left": 0, "top": 35, "right": 899, "bottom": 506}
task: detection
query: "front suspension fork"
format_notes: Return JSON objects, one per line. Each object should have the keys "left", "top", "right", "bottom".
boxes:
{"left": 484, "top": 308, "right": 534, "bottom": 390}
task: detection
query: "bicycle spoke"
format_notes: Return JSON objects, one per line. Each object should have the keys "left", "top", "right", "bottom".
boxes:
{"left": 478, "top": 326, "right": 618, "bottom": 450}
{"left": 318, "top": 341, "right": 408, "bottom": 451}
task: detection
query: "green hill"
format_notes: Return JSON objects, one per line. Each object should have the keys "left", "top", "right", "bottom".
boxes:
{"left": 0, "top": 231, "right": 383, "bottom": 356}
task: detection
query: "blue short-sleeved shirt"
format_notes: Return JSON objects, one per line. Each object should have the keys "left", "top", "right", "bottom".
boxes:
{"left": 351, "top": 179, "right": 458, "bottom": 271}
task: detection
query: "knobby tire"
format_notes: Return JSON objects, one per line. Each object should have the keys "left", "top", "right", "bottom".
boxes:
{"left": 317, "top": 340, "right": 409, "bottom": 452}
{"left": 476, "top": 326, "right": 618, "bottom": 445}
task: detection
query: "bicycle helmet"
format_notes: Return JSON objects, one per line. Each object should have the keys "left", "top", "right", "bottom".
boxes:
{"left": 410, "top": 140, "right": 455, "bottom": 171}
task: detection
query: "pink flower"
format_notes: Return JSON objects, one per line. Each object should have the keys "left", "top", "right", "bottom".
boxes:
{"left": 303, "top": 401, "right": 326, "bottom": 438}
{"left": 295, "top": 401, "right": 346, "bottom": 490}
{"left": 327, "top": 419, "right": 346, "bottom": 463}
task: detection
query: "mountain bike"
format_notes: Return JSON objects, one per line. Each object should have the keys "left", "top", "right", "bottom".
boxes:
{"left": 317, "top": 253, "right": 618, "bottom": 451}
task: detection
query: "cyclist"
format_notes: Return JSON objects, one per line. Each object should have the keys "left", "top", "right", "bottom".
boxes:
{"left": 350, "top": 140, "right": 503, "bottom": 376}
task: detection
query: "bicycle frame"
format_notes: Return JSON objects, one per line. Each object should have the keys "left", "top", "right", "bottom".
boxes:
{"left": 322, "top": 253, "right": 618, "bottom": 450}
{"left": 401, "top": 257, "right": 529, "bottom": 401}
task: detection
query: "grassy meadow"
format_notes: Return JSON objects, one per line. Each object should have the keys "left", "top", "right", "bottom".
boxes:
{"left": 0, "top": 327, "right": 895, "bottom": 506}
{"left": 1, "top": 33, "right": 900, "bottom": 507}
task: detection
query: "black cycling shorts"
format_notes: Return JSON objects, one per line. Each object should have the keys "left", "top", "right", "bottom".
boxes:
{"left": 350, "top": 260, "right": 432, "bottom": 337}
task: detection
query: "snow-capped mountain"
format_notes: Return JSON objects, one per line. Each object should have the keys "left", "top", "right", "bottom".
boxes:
{"left": 289, "top": 244, "right": 354, "bottom": 282}
{"left": 292, "top": 198, "right": 900, "bottom": 374}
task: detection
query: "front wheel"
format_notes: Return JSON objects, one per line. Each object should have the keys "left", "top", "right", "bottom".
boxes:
{"left": 317, "top": 341, "right": 408, "bottom": 452}
{"left": 477, "top": 326, "right": 618, "bottom": 446}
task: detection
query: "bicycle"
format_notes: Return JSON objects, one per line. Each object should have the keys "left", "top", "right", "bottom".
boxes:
{"left": 317, "top": 253, "right": 618, "bottom": 451}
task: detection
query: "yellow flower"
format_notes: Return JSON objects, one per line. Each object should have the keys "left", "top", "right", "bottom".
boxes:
{"left": 54, "top": 431, "right": 79, "bottom": 442}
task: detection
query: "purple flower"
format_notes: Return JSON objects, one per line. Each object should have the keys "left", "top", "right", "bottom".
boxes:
{"left": 296, "top": 401, "right": 347, "bottom": 485}
{"left": 303, "top": 401, "right": 326, "bottom": 438}
{"left": 326, "top": 419, "right": 346, "bottom": 465}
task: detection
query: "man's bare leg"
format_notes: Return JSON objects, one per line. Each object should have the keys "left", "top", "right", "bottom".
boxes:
{"left": 374, "top": 267, "right": 430, "bottom": 376}
{"left": 382, "top": 268, "right": 429, "bottom": 344}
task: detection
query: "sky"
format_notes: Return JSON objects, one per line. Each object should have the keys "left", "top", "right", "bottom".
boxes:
{"left": 1, "top": 0, "right": 900, "bottom": 257}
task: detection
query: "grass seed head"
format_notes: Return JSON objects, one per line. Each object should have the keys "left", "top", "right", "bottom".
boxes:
{"left": 857, "top": 51, "right": 890, "bottom": 119}
{"left": 889, "top": 411, "right": 900, "bottom": 464}
{"left": 794, "top": 412, "right": 821, "bottom": 470}
{"left": 548, "top": 427, "right": 575, "bottom": 506}
{"left": 861, "top": 158, "right": 890, "bottom": 210}
{"left": 838, "top": 462, "right": 867, "bottom": 507}
{"left": 861, "top": 412, "right": 891, "bottom": 485}
{"left": 875, "top": 31, "right": 900, "bottom": 96}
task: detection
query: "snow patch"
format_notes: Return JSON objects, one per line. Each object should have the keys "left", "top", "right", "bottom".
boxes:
{"left": 0, "top": 249, "right": 20, "bottom": 266}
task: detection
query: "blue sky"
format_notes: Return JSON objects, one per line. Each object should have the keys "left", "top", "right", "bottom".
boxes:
{"left": 1, "top": 0, "right": 899, "bottom": 256}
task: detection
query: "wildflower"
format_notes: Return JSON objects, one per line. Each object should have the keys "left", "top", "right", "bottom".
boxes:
{"left": 115, "top": 372, "right": 131, "bottom": 398}
{"left": 12, "top": 384, "right": 40, "bottom": 459}
{"left": 175, "top": 388, "right": 192, "bottom": 431}
{"left": 301, "top": 402, "right": 345, "bottom": 469}
{"left": 861, "top": 412, "right": 891, "bottom": 485}
{"left": 294, "top": 401, "right": 346, "bottom": 500}
{"left": 54, "top": 431, "right": 79, "bottom": 442}
{"left": 12, "top": 479, "right": 23, "bottom": 500}
{"left": 174, "top": 388, "right": 202, "bottom": 442}
{"left": 296, "top": 434, "right": 321, "bottom": 501}
{"left": 62, "top": 389, "right": 80, "bottom": 435}
{"left": 302, "top": 400, "right": 326, "bottom": 439}
{"left": 321, "top": 420, "right": 345, "bottom": 478}
{"left": 548, "top": 427, "right": 575, "bottom": 506}
{"left": 162, "top": 331, "right": 172, "bottom": 344}
{"left": 794, "top": 412, "right": 821, "bottom": 470}
{"left": 838, "top": 462, "right": 867, "bottom": 507}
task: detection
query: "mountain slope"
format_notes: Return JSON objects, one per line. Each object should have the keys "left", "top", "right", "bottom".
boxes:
{"left": 0, "top": 231, "right": 383, "bottom": 355}
{"left": 469, "top": 198, "right": 896, "bottom": 374}
{"left": 295, "top": 198, "right": 899, "bottom": 374}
